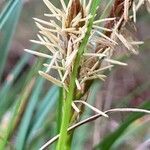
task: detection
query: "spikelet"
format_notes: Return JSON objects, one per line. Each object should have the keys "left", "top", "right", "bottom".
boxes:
{"left": 25, "top": 0, "right": 143, "bottom": 95}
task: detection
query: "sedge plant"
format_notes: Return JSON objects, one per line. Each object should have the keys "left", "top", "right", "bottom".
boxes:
{"left": 25, "top": 0, "right": 150, "bottom": 149}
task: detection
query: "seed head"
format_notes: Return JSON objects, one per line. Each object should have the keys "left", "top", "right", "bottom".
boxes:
{"left": 25, "top": 0, "right": 143, "bottom": 93}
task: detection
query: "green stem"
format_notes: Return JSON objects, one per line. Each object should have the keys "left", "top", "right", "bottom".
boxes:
{"left": 56, "top": 66, "right": 77, "bottom": 150}
{"left": 56, "top": 1, "right": 101, "bottom": 149}
{"left": 56, "top": 88, "right": 63, "bottom": 134}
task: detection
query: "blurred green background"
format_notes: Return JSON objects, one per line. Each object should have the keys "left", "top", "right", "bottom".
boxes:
{"left": 0, "top": 0, "right": 150, "bottom": 150}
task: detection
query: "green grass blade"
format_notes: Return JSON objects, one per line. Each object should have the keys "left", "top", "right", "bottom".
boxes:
{"left": 35, "top": 86, "right": 59, "bottom": 119}
{"left": 0, "top": 74, "right": 27, "bottom": 119}
{"left": 0, "top": 0, "right": 20, "bottom": 29}
{"left": 0, "top": 57, "right": 44, "bottom": 149}
{"left": 95, "top": 100, "right": 150, "bottom": 150}
{"left": 16, "top": 77, "right": 45, "bottom": 150}
{"left": 0, "top": 76, "right": 35, "bottom": 150}
{"left": 112, "top": 117, "right": 150, "bottom": 149}
{"left": 0, "top": 54, "right": 30, "bottom": 110}
{"left": 28, "top": 86, "right": 59, "bottom": 142}
{"left": 0, "top": 0, "right": 23, "bottom": 80}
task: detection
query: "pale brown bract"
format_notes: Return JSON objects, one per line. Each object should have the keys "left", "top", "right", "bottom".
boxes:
{"left": 25, "top": 0, "right": 143, "bottom": 93}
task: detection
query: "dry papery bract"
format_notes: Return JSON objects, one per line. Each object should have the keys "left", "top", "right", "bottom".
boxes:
{"left": 25, "top": 0, "right": 144, "bottom": 94}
